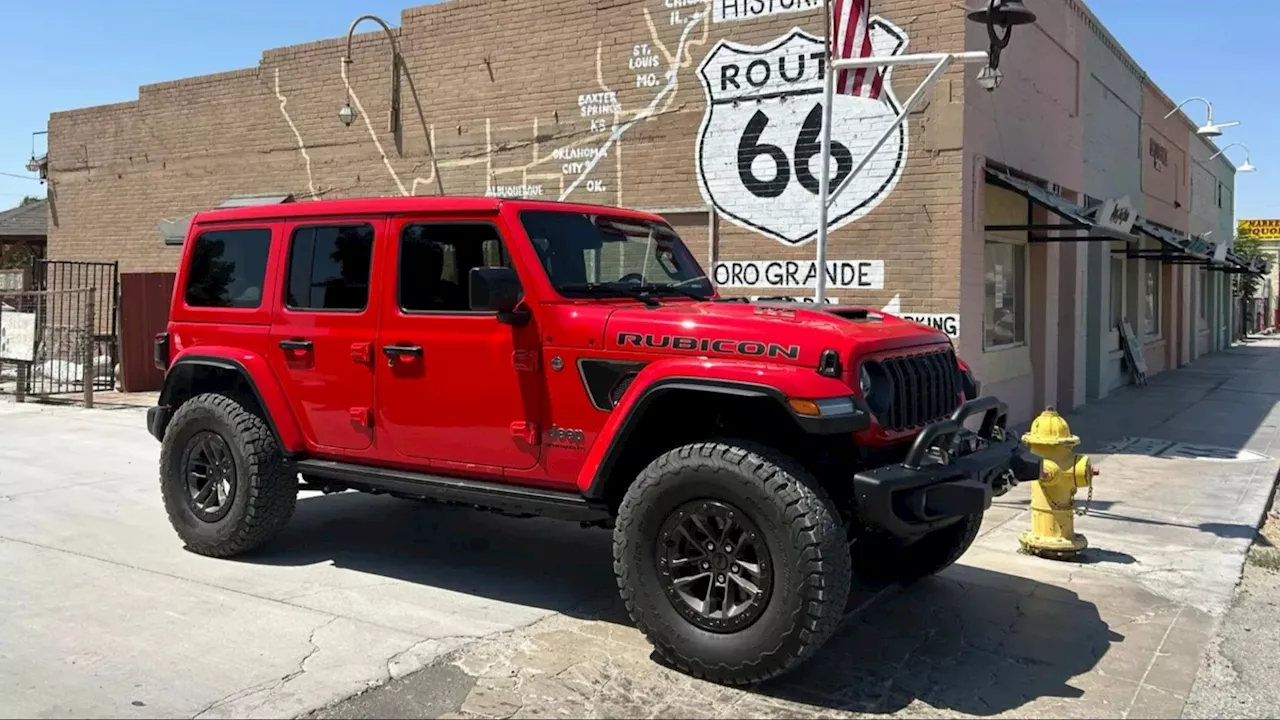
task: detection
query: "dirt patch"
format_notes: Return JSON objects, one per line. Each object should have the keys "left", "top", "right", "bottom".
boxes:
{"left": 1245, "top": 497, "right": 1280, "bottom": 571}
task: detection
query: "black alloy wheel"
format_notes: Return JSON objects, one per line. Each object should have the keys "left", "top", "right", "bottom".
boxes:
{"left": 182, "top": 430, "right": 237, "bottom": 522}
{"left": 657, "top": 499, "right": 773, "bottom": 633}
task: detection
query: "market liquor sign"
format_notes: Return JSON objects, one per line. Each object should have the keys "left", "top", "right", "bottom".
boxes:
{"left": 694, "top": 22, "right": 909, "bottom": 246}
{"left": 1239, "top": 219, "right": 1280, "bottom": 240}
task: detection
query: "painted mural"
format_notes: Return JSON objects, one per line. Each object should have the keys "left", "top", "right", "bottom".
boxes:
{"left": 265, "top": 0, "right": 951, "bottom": 333}
{"left": 694, "top": 21, "right": 908, "bottom": 246}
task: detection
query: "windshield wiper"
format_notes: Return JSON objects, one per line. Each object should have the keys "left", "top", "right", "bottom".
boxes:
{"left": 632, "top": 283, "right": 711, "bottom": 301}
{"left": 558, "top": 282, "right": 660, "bottom": 307}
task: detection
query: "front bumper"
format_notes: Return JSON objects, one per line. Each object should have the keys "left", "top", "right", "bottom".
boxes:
{"left": 853, "top": 396, "right": 1042, "bottom": 538}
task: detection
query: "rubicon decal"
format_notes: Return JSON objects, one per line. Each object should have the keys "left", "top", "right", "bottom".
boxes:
{"left": 617, "top": 333, "right": 800, "bottom": 360}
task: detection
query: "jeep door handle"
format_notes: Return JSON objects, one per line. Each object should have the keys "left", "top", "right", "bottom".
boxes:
{"left": 382, "top": 344, "right": 423, "bottom": 365}
{"left": 278, "top": 339, "right": 313, "bottom": 352}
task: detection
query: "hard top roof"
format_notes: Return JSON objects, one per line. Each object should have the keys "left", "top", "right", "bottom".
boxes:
{"left": 190, "top": 196, "right": 667, "bottom": 225}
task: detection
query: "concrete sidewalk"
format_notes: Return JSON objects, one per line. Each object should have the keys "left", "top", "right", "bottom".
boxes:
{"left": 323, "top": 338, "right": 1280, "bottom": 720}
{"left": 3, "top": 339, "right": 1278, "bottom": 719}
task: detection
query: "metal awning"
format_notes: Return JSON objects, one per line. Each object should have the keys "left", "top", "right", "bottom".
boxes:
{"left": 1116, "top": 220, "right": 1219, "bottom": 266}
{"left": 159, "top": 194, "right": 295, "bottom": 246}
{"left": 1216, "top": 247, "right": 1270, "bottom": 275}
{"left": 983, "top": 168, "right": 1138, "bottom": 243}
{"left": 1115, "top": 219, "right": 1270, "bottom": 275}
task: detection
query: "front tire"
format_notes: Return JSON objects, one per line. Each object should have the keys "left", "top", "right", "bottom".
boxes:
{"left": 159, "top": 392, "right": 296, "bottom": 557}
{"left": 613, "top": 440, "right": 851, "bottom": 686}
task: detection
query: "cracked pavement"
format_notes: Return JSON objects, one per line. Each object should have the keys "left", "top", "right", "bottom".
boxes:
{"left": 4, "top": 341, "right": 1280, "bottom": 718}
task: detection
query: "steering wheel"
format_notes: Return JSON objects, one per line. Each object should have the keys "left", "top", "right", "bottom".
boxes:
{"left": 618, "top": 272, "right": 645, "bottom": 284}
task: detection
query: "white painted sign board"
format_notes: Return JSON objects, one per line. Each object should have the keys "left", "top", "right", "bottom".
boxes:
{"left": 0, "top": 311, "right": 36, "bottom": 362}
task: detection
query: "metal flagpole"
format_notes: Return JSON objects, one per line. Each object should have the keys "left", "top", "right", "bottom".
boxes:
{"left": 814, "top": 0, "right": 837, "bottom": 304}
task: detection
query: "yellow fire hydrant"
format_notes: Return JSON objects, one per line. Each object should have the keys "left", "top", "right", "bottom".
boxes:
{"left": 1018, "top": 407, "right": 1098, "bottom": 560}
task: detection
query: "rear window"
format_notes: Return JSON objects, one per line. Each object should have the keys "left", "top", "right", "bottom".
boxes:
{"left": 184, "top": 228, "right": 272, "bottom": 309}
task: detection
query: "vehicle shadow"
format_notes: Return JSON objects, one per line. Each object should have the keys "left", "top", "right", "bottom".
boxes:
{"left": 244, "top": 491, "right": 1122, "bottom": 716}
{"left": 756, "top": 567, "right": 1123, "bottom": 715}
{"left": 241, "top": 491, "right": 622, "bottom": 618}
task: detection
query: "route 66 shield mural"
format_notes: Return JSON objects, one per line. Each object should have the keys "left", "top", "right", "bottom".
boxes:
{"left": 695, "top": 20, "right": 909, "bottom": 246}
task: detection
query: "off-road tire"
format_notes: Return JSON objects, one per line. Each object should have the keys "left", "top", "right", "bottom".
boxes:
{"left": 851, "top": 511, "right": 983, "bottom": 585}
{"left": 613, "top": 440, "right": 852, "bottom": 686}
{"left": 159, "top": 392, "right": 296, "bottom": 557}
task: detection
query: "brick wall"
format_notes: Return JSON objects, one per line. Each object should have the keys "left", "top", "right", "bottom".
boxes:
{"left": 47, "top": 0, "right": 970, "bottom": 315}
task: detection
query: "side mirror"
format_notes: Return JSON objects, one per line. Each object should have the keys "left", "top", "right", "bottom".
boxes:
{"left": 470, "top": 266, "right": 529, "bottom": 325}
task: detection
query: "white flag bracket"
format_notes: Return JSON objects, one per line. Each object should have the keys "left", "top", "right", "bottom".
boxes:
{"left": 813, "top": 49, "right": 989, "bottom": 304}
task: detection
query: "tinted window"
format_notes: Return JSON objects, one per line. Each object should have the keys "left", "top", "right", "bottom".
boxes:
{"left": 399, "top": 223, "right": 510, "bottom": 313}
{"left": 285, "top": 224, "right": 375, "bottom": 311}
{"left": 185, "top": 228, "right": 272, "bottom": 308}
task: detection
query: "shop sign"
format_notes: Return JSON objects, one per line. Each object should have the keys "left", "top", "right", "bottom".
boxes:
{"left": 1097, "top": 196, "right": 1135, "bottom": 236}
{"left": 712, "top": 259, "right": 884, "bottom": 289}
{"left": 1239, "top": 219, "right": 1280, "bottom": 239}
{"left": 898, "top": 313, "right": 960, "bottom": 338}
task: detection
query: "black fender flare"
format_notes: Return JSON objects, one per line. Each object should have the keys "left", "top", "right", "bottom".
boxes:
{"left": 582, "top": 377, "right": 870, "bottom": 501}
{"left": 150, "top": 355, "right": 292, "bottom": 452}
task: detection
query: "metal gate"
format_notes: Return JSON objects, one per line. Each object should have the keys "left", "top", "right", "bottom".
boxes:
{"left": 2, "top": 260, "right": 120, "bottom": 398}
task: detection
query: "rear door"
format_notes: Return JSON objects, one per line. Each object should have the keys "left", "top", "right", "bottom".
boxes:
{"left": 268, "top": 217, "right": 384, "bottom": 453}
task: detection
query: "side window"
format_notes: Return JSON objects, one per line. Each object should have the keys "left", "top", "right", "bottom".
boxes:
{"left": 399, "top": 223, "right": 510, "bottom": 313}
{"left": 284, "top": 224, "right": 375, "bottom": 311}
{"left": 185, "top": 228, "right": 272, "bottom": 308}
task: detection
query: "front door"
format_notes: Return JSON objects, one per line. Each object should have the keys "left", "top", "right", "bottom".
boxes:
{"left": 375, "top": 217, "right": 541, "bottom": 470}
{"left": 268, "top": 218, "right": 383, "bottom": 452}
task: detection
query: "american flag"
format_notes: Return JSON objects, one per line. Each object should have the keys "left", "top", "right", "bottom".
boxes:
{"left": 832, "top": 0, "right": 884, "bottom": 99}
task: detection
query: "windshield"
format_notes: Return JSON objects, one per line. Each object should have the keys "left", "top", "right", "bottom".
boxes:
{"left": 519, "top": 210, "right": 714, "bottom": 300}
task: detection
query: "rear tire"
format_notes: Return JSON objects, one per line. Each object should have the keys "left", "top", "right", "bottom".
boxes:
{"left": 159, "top": 392, "right": 296, "bottom": 557}
{"left": 851, "top": 512, "right": 983, "bottom": 585}
{"left": 613, "top": 440, "right": 851, "bottom": 686}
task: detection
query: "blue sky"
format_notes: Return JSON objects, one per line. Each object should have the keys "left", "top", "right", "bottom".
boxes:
{"left": 3, "top": 0, "right": 1274, "bottom": 220}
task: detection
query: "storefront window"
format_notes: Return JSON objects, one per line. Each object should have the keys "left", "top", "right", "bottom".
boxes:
{"left": 1144, "top": 261, "right": 1161, "bottom": 336}
{"left": 1198, "top": 270, "right": 1207, "bottom": 320}
{"left": 984, "top": 240, "right": 1026, "bottom": 349}
{"left": 1109, "top": 255, "right": 1125, "bottom": 331}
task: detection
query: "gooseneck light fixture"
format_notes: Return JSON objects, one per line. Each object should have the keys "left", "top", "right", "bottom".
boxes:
{"left": 1165, "top": 97, "right": 1240, "bottom": 138}
{"left": 1211, "top": 143, "right": 1256, "bottom": 173}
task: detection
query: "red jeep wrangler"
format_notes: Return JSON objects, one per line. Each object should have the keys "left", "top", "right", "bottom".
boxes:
{"left": 148, "top": 197, "right": 1040, "bottom": 685}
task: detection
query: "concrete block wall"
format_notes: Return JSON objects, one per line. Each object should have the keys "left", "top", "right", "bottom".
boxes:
{"left": 1080, "top": 6, "right": 1143, "bottom": 397}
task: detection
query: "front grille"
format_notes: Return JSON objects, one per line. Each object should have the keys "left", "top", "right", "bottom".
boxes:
{"left": 878, "top": 349, "right": 963, "bottom": 431}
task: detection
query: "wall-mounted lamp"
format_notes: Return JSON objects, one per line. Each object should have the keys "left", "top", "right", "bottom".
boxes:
{"left": 1165, "top": 97, "right": 1239, "bottom": 138}
{"left": 966, "top": 0, "right": 1037, "bottom": 92}
{"left": 340, "top": 14, "right": 402, "bottom": 135}
{"left": 1210, "top": 143, "right": 1256, "bottom": 173}
{"left": 25, "top": 154, "right": 47, "bottom": 182}
{"left": 336, "top": 13, "right": 444, "bottom": 195}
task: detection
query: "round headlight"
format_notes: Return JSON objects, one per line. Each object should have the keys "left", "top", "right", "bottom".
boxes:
{"left": 859, "top": 364, "right": 873, "bottom": 396}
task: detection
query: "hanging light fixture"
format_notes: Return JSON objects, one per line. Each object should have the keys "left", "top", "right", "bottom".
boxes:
{"left": 966, "top": 1, "right": 1038, "bottom": 91}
